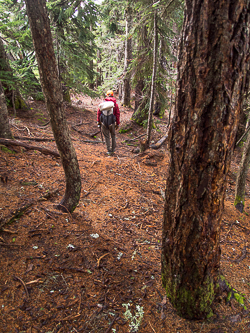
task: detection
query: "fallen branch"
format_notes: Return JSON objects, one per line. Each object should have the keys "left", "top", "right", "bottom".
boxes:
{"left": 89, "top": 130, "right": 101, "bottom": 137}
{"left": 150, "top": 132, "right": 168, "bottom": 149}
{"left": 105, "top": 314, "right": 119, "bottom": 333}
{"left": 37, "top": 120, "right": 50, "bottom": 127}
{"left": 124, "top": 133, "right": 146, "bottom": 142}
{"left": 81, "top": 139, "right": 102, "bottom": 144}
{"left": 0, "top": 138, "right": 60, "bottom": 157}
{"left": 0, "top": 189, "right": 59, "bottom": 230}
{"left": 0, "top": 201, "right": 34, "bottom": 229}
{"left": 233, "top": 246, "right": 247, "bottom": 263}
{"left": 14, "top": 136, "right": 55, "bottom": 142}
{"left": 72, "top": 125, "right": 101, "bottom": 139}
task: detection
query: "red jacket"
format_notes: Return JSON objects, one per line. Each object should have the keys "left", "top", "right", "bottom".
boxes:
{"left": 97, "top": 97, "right": 120, "bottom": 125}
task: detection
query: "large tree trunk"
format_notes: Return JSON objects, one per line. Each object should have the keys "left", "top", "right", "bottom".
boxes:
{"left": 162, "top": 0, "right": 250, "bottom": 320}
{"left": 0, "top": 80, "right": 12, "bottom": 139}
{"left": 25, "top": 0, "right": 81, "bottom": 213}
{"left": 234, "top": 131, "right": 250, "bottom": 212}
{"left": 121, "top": 1, "right": 132, "bottom": 107}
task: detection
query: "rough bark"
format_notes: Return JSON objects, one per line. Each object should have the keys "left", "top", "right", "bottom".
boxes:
{"left": 234, "top": 132, "right": 250, "bottom": 212}
{"left": 121, "top": 2, "right": 132, "bottom": 107}
{"left": 0, "top": 80, "right": 12, "bottom": 139}
{"left": 25, "top": 0, "right": 81, "bottom": 213}
{"left": 162, "top": 0, "right": 250, "bottom": 319}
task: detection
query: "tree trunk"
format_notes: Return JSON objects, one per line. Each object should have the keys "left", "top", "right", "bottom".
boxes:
{"left": 0, "top": 80, "right": 12, "bottom": 139}
{"left": 145, "top": 10, "right": 157, "bottom": 148}
{"left": 162, "top": 0, "right": 250, "bottom": 320}
{"left": 0, "top": 37, "right": 29, "bottom": 110}
{"left": 234, "top": 131, "right": 250, "bottom": 212}
{"left": 133, "top": 79, "right": 144, "bottom": 114}
{"left": 25, "top": 0, "right": 81, "bottom": 213}
{"left": 121, "top": 2, "right": 132, "bottom": 107}
{"left": 235, "top": 108, "right": 248, "bottom": 147}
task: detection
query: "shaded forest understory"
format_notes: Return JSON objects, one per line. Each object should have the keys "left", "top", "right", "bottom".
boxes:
{"left": 0, "top": 96, "right": 250, "bottom": 333}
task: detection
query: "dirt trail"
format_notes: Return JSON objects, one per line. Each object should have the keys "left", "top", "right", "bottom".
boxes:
{"left": 0, "top": 95, "right": 250, "bottom": 333}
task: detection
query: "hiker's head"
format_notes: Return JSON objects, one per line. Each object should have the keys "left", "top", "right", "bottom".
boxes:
{"left": 106, "top": 90, "right": 114, "bottom": 97}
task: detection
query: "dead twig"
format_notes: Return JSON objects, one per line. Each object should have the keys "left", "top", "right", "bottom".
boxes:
{"left": 37, "top": 120, "right": 50, "bottom": 127}
{"left": 26, "top": 279, "right": 43, "bottom": 285}
{"left": 14, "top": 275, "right": 29, "bottom": 299}
{"left": 97, "top": 253, "right": 109, "bottom": 268}
{"left": 105, "top": 314, "right": 119, "bottom": 333}
{"left": 125, "top": 133, "right": 146, "bottom": 142}
{"left": 1, "top": 228, "right": 17, "bottom": 234}
{"left": 61, "top": 313, "right": 81, "bottom": 321}
{"left": 233, "top": 246, "right": 247, "bottom": 263}
{"left": 149, "top": 321, "right": 157, "bottom": 333}
{"left": 0, "top": 243, "right": 22, "bottom": 247}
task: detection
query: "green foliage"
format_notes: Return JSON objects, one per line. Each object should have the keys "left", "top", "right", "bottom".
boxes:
{"left": 48, "top": 0, "right": 100, "bottom": 92}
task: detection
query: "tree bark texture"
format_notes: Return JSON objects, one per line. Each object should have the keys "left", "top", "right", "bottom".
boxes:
{"left": 234, "top": 131, "right": 250, "bottom": 212}
{"left": 146, "top": 11, "right": 157, "bottom": 147}
{"left": 162, "top": 0, "right": 250, "bottom": 319}
{"left": 25, "top": 0, "right": 81, "bottom": 213}
{"left": 0, "top": 80, "right": 12, "bottom": 139}
{"left": 121, "top": 2, "right": 133, "bottom": 107}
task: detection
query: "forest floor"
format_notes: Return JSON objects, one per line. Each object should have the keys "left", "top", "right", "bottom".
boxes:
{"left": 0, "top": 93, "right": 250, "bottom": 333}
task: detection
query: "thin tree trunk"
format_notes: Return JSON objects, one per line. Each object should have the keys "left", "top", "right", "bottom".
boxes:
{"left": 25, "top": 0, "right": 81, "bottom": 213}
{"left": 162, "top": 0, "right": 250, "bottom": 319}
{"left": 0, "top": 80, "right": 12, "bottom": 139}
{"left": 121, "top": 1, "right": 132, "bottom": 107}
{"left": 145, "top": 11, "right": 157, "bottom": 147}
{"left": 234, "top": 131, "right": 250, "bottom": 212}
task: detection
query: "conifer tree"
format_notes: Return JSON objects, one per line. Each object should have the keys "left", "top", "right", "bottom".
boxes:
{"left": 25, "top": 0, "right": 81, "bottom": 213}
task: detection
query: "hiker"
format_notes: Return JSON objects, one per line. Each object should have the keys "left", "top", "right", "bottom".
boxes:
{"left": 97, "top": 90, "right": 120, "bottom": 155}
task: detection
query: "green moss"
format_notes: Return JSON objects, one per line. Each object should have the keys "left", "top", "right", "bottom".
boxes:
{"left": 119, "top": 127, "right": 132, "bottom": 133}
{"left": 220, "top": 275, "right": 246, "bottom": 309}
{"left": 34, "top": 92, "right": 44, "bottom": 101}
{"left": 0, "top": 145, "right": 16, "bottom": 154}
{"left": 234, "top": 293, "right": 247, "bottom": 310}
{"left": 162, "top": 270, "right": 215, "bottom": 319}
{"left": 234, "top": 195, "right": 244, "bottom": 206}
{"left": 63, "top": 90, "right": 71, "bottom": 103}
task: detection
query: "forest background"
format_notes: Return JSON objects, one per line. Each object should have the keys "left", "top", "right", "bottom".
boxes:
{"left": 1, "top": 0, "right": 250, "bottom": 332}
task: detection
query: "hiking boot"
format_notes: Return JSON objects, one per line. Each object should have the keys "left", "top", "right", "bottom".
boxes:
{"left": 106, "top": 151, "right": 114, "bottom": 156}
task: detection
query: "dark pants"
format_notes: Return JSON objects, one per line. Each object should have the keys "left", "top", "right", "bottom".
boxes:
{"left": 101, "top": 123, "right": 116, "bottom": 153}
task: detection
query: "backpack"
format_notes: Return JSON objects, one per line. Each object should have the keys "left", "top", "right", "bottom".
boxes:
{"left": 99, "top": 101, "right": 116, "bottom": 129}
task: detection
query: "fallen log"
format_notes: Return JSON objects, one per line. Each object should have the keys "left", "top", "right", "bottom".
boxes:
{"left": 14, "top": 136, "right": 55, "bottom": 142}
{"left": 0, "top": 138, "right": 60, "bottom": 157}
{"left": 150, "top": 133, "right": 168, "bottom": 150}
